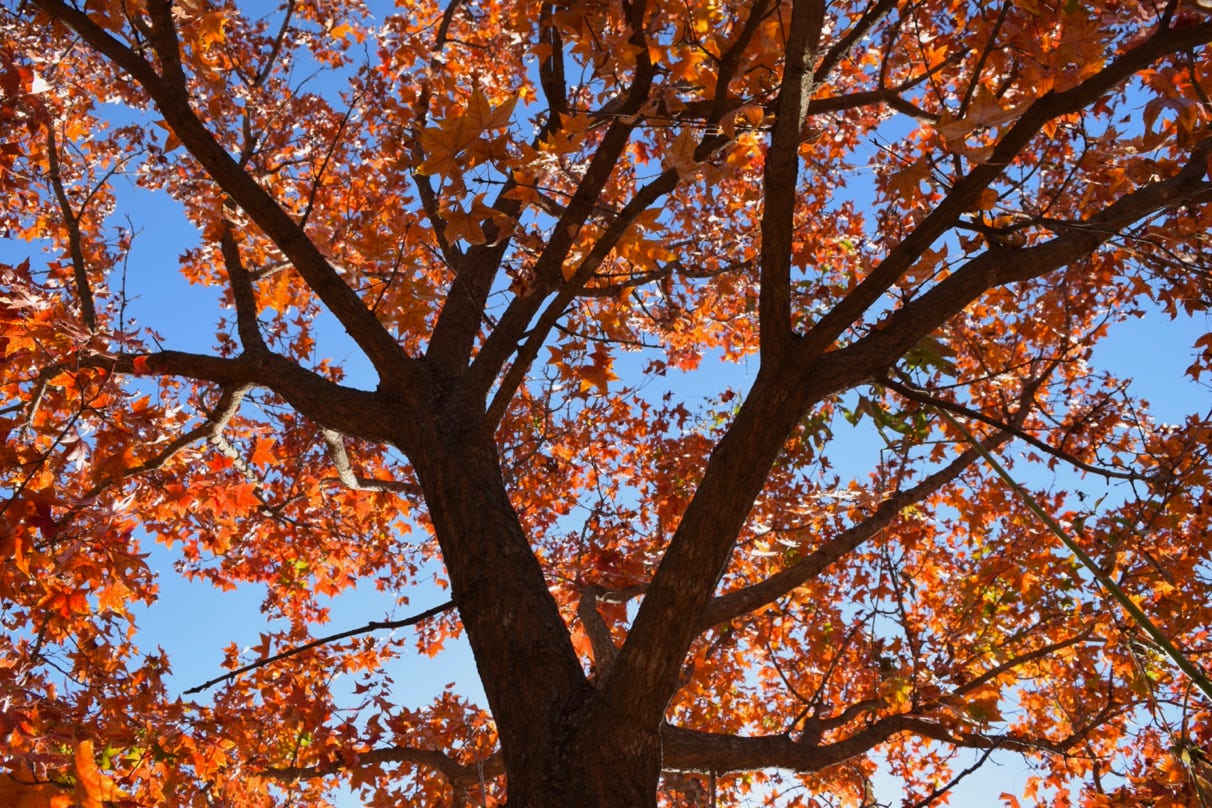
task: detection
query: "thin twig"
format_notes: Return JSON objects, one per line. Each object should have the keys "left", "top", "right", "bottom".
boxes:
{"left": 184, "top": 600, "right": 455, "bottom": 694}
{"left": 881, "top": 374, "right": 1154, "bottom": 482}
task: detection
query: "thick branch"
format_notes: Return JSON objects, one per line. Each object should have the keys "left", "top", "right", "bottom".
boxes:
{"left": 660, "top": 714, "right": 931, "bottom": 774}
{"left": 758, "top": 0, "right": 826, "bottom": 364}
{"left": 595, "top": 366, "right": 810, "bottom": 733}
{"left": 87, "top": 350, "right": 397, "bottom": 443}
{"left": 427, "top": 3, "right": 657, "bottom": 381}
{"left": 219, "top": 223, "right": 267, "bottom": 352}
{"left": 603, "top": 140, "right": 1212, "bottom": 743}
{"left": 466, "top": 127, "right": 655, "bottom": 401}
{"left": 537, "top": 3, "right": 568, "bottom": 122}
{"left": 821, "top": 139, "right": 1212, "bottom": 391}
{"left": 44, "top": 124, "right": 96, "bottom": 331}
{"left": 707, "top": 0, "right": 777, "bottom": 120}
{"left": 480, "top": 162, "right": 691, "bottom": 424}
{"left": 263, "top": 743, "right": 503, "bottom": 801}
{"left": 578, "top": 585, "right": 621, "bottom": 674}
{"left": 321, "top": 429, "right": 415, "bottom": 493}
{"left": 660, "top": 705, "right": 1104, "bottom": 776}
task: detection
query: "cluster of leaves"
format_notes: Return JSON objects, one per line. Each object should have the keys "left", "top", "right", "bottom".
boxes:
{"left": 2, "top": 0, "right": 1212, "bottom": 806}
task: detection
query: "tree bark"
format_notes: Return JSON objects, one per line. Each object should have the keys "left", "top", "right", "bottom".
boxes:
{"left": 406, "top": 386, "right": 605, "bottom": 804}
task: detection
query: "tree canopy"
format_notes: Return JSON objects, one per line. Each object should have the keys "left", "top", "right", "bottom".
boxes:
{"left": 3, "top": 0, "right": 1212, "bottom": 805}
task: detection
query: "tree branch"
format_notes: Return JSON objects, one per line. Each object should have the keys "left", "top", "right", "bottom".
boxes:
{"left": 480, "top": 161, "right": 692, "bottom": 425}
{"left": 813, "top": 0, "right": 898, "bottom": 83}
{"left": 83, "top": 349, "right": 398, "bottom": 443}
{"left": 758, "top": 0, "right": 826, "bottom": 365}
{"left": 880, "top": 374, "right": 1154, "bottom": 482}
{"left": 578, "top": 585, "right": 621, "bottom": 675}
{"left": 660, "top": 705, "right": 1110, "bottom": 776}
{"left": 321, "top": 429, "right": 415, "bottom": 493}
{"left": 219, "top": 223, "right": 267, "bottom": 353}
{"left": 425, "top": 1, "right": 657, "bottom": 379}
{"left": 262, "top": 744, "right": 502, "bottom": 796}
{"left": 61, "top": 386, "right": 249, "bottom": 516}
{"left": 185, "top": 601, "right": 455, "bottom": 694}
{"left": 44, "top": 122, "right": 96, "bottom": 331}
{"left": 699, "top": 432, "right": 1007, "bottom": 629}
{"left": 796, "top": 20, "right": 1212, "bottom": 362}
{"left": 814, "top": 137, "right": 1212, "bottom": 403}
{"left": 32, "top": 0, "right": 418, "bottom": 382}
{"left": 950, "top": 630, "right": 1093, "bottom": 699}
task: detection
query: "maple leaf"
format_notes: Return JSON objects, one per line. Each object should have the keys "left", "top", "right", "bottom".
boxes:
{"left": 935, "top": 87, "right": 1028, "bottom": 144}
{"left": 250, "top": 437, "right": 276, "bottom": 467}
{"left": 440, "top": 195, "right": 489, "bottom": 245}
{"left": 418, "top": 89, "right": 517, "bottom": 177}
{"left": 153, "top": 120, "right": 181, "bottom": 153}
{"left": 663, "top": 129, "right": 702, "bottom": 180}
{"left": 572, "top": 343, "right": 619, "bottom": 395}
{"left": 197, "top": 11, "right": 229, "bottom": 50}
{"left": 886, "top": 155, "right": 933, "bottom": 202}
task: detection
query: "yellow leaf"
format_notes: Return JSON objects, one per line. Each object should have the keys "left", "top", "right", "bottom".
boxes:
{"left": 197, "top": 11, "right": 228, "bottom": 49}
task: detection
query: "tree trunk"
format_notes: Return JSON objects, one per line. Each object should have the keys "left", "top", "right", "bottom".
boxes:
{"left": 410, "top": 402, "right": 675, "bottom": 805}
{"left": 518, "top": 742, "right": 661, "bottom": 808}
{"left": 409, "top": 394, "right": 654, "bottom": 804}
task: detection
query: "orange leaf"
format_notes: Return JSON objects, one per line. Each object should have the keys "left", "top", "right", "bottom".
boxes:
{"left": 73, "top": 740, "right": 105, "bottom": 808}
{"left": 886, "top": 155, "right": 932, "bottom": 201}
{"left": 0, "top": 774, "right": 73, "bottom": 808}
{"left": 250, "top": 437, "right": 276, "bottom": 467}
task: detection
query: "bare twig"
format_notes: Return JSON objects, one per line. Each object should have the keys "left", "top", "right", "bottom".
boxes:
{"left": 184, "top": 600, "right": 455, "bottom": 694}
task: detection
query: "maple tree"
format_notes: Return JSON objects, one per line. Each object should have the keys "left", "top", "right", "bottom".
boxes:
{"left": 3, "top": 0, "right": 1212, "bottom": 804}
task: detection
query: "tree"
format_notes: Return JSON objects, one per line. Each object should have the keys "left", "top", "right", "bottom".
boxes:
{"left": 2, "top": 0, "right": 1212, "bottom": 804}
